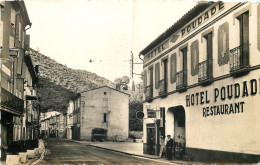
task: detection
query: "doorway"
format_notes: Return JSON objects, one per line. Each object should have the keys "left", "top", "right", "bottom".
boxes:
{"left": 146, "top": 124, "right": 156, "bottom": 155}
{"left": 169, "top": 106, "right": 186, "bottom": 159}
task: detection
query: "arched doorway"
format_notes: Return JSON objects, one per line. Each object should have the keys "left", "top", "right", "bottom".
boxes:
{"left": 168, "top": 105, "right": 186, "bottom": 159}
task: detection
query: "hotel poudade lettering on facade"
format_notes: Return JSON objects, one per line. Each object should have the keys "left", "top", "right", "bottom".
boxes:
{"left": 140, "top": 1, "right": 260, "bottom": 163}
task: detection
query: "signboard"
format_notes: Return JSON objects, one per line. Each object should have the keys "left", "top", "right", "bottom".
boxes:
{"left": 181, "top": 2, "right": 224, "bottom": 37}
{"left": 136, "top": 111, "right": 144, "bottom": 119}
{"left": 147, "top": 109, "right": 156, "bottom": 118}
{"left": 185, "top": 79, "right": 258, "bottom": 118}
{"left": 2, "top": 64, "right": 11, "bottom": 76}
{"left": 9, "top": 48, "right": 19, "bottom": 57}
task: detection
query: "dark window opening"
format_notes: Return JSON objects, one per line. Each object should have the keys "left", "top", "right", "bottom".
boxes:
{"left": 103, "top": 113, "right": 107, "bottom": 123}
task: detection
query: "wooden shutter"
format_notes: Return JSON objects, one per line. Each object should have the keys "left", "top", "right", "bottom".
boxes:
{"left": 170, "top": 53, "right": 176, "bottom": 83}
{"left": 207, "top": 33, "right": 213, "bottom": 78}
{"left": 182, "top": 48, "right": 188, "bottom": 86}
{"left": 241, "top": 12, "right": 249, "bottom": 66}
{"left": 155, "top": 62, "right": 160, "bottom": 89}
{"left": 218, "top": 22, "right": 229, "bottom": 66}
{"left": 191, "top": 40, "right": 199, "bottom": 76}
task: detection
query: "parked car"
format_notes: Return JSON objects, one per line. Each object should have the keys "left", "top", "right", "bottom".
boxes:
{"left": 91, "top": 128, "right": 107, "bottom": 142}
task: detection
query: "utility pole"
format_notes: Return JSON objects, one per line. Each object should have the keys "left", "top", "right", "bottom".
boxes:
{"left": 130, "top": 52, "right": 142, "bottom": 78}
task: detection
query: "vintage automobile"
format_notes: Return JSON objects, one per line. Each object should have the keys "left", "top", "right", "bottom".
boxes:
{"left": 91, "top": 128, "right": 107, "bottom": 142}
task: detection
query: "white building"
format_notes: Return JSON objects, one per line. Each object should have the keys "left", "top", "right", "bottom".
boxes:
{"left": 140, "top": 2, "right": 260, "bottom": 163}
{"left": 66, "top": 100, "right": 74, "bottom": 139}
{"left": 79, "top": 86, "right": 129, "bottom": 141}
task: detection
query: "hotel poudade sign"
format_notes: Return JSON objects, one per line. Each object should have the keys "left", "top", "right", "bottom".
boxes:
{"left": 181, "top": 2, "right": 224, "bottom": 37}
{"left": 185, "top": 79, "right": 258, "bottom": 118}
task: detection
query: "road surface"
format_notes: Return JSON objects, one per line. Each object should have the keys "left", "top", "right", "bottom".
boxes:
{"left": 39, "top": 138, "right": 170, "bottom": 164}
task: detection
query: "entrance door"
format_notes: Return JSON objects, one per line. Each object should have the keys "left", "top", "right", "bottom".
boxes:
{"left": 147, "top": 127, "right": 156, "bottom": 155}
{"left": 71, "top": 126, "right": 75, "bottom": 140}
{"left": 173, "top": 108, "right": 186, "bottom": 159}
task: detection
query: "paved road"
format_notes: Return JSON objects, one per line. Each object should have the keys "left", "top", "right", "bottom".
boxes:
{"left": 39, "top": 138, "right": 169, "bottom": 164}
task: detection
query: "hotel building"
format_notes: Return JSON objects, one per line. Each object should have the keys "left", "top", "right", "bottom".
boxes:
{"left": 140, "top": 2, "right": 260, "bottom": 163}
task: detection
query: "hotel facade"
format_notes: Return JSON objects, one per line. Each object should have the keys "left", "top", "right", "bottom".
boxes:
{"left": 140, "top": 2, "right": 260, "bottom": 163}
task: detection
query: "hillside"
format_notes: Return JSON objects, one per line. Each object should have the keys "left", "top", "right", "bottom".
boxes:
{"left": 29, "top": 48, "right": 115, "bottom": 113}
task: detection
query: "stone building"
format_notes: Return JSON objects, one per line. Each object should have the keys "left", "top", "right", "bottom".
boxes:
{"left": 76, "top": 86, "right": 129, "bottom": 141}
{"left": 40, "top": 111, "right": 61, "bottom": 137}
{"left": 0, "top": 1, "right": 33, "bottom": 159}
{"left": 72, "top": 93, "right": 81, "bottom": 140}
{"left": 140, "top": 2, "right": 260, "bottom": 163}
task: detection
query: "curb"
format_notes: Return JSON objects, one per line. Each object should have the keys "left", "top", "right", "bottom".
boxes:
{"left": 86, "top": 144, "right": 182, "bottom": 165}
{"left": 29, "top": 140, "right": 46, "bottom": 165}
{"left": 86, "top": 144, "right": 160, "bottom": 159}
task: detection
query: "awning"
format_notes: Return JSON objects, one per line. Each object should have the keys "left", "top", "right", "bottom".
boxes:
{"left": 26, "top": 95, "right": 37, "bottom": 100}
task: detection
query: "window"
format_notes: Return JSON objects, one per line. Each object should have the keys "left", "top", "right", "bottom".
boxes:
{"left": 230, "top": 11, "right": 250, "bottom": 74}
{"left": 103, "top": 113, "right": 107, "bottom": 123}
{"left": 198, "top": 32, "right": 213, "bottom": 83}
{"left": 159, "top": 58, "right": 168, "bottom": 96}
{"left": 176, "top": 45, "right": 188, "bottom": 91}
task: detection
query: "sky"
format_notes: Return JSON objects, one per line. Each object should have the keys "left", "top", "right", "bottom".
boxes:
{"left": 24, "top": 0, "right": 197, "bottom": 83}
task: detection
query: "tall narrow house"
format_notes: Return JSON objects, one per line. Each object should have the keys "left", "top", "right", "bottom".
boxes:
{"left": 0, "top": 1, "right": 32, "bottom": 159}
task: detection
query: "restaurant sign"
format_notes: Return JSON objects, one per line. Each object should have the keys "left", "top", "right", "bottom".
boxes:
{"left": 186, "top": 79, "right": 258, "bottom": 118}
{"left": 147, "top": 109, "right": 157, "bottom": 118}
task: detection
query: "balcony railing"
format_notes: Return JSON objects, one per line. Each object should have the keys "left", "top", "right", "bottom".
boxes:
{"left": 145, "top": 85, "right": 153, "bottom": 102}
{"left": 159, "top": 79, "right": 167, "bottom": 97}
{"left": 198, "top": 59, "right": 213, "bottom": 84}
{"left": 1, "top": 87, "right": 24, "bottom": 114}
{"left": 230, "top": 43, "right": 250, "bottom": 75}
{"left": 176, "top": 70, "right": 187, "bottom": 92}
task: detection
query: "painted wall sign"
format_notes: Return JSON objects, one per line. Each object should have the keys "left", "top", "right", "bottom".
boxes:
{"left": 9, "top": 48, "right": 19, "bottom": 57}
{"left": 185, "top": 79, "right": 258, "bottom": 118}
{"left": 2, "top": 64, "right": 11, "bottom": 76}
{"left": 181, "top": 2, "right": 224, "bottom": 37}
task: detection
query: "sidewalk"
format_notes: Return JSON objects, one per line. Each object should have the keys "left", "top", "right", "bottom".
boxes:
{"left": 70, "top": 140, "right": 204, "bottom": 164}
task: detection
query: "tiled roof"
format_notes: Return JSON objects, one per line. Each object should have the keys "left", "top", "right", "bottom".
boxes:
{"left": 140, "top": 2, "right": 214, "bottom": 56}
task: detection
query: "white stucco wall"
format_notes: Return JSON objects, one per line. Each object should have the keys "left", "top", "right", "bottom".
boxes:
{"left": 80, "top": 87, "right": 129, "bottom": 140}
{"left": 143, "top": 2, "right": 260, "bottom": 155}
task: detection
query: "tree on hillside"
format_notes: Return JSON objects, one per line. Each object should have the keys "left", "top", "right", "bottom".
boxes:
{"left": 114, "top": 76, "right": 130, "bottom": 91}
{"left": 129, "top": 81, "right": 143, "bottom": 131}
{"left": 130, "top": 82, "right": 143, "bottom": 102}
{"left": 129, "top": 101, "right": 143, "bottom": 131}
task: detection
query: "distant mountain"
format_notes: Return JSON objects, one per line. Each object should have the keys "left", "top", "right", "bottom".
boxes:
{"left": 29, "top": 48, "right": 115, "bottom": 113}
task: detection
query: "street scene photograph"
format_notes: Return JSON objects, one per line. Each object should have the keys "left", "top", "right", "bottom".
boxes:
{"left": 0, "top": 0, "right": 260, "bottom": 164}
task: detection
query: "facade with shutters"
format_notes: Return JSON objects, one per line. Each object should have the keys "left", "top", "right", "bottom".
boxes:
{"left": 140, "top": 2, "right": 260, "bottom": 162}
{"left": 0, "top": 1, "right": 40, "bottom": 160}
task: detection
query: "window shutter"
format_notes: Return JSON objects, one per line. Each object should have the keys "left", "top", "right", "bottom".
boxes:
{"left": 258, "top": 4, "right": 260, "bottom": 51}
{"left": 0, "top": 21, "right": 3, "bottom": 47}
{"left": 170, "top": 53, "right": 176, "bottom": 83}
{"left": 218, "top": 22, "right": 229, "bottom": 66}
{"left": 191, "top": 40, "right": 199, "bottom": 76}
{"left": 207, "top": 33, "right": 213, "bottom": 78}
{"left": 144, "top": 70, "right": 147, "bottom": 93}
{"left": 11, "top": 9, "right": 15, "bottom": 25}
{"left": 155, "top": 62, "right": 160, "bottom": 89}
